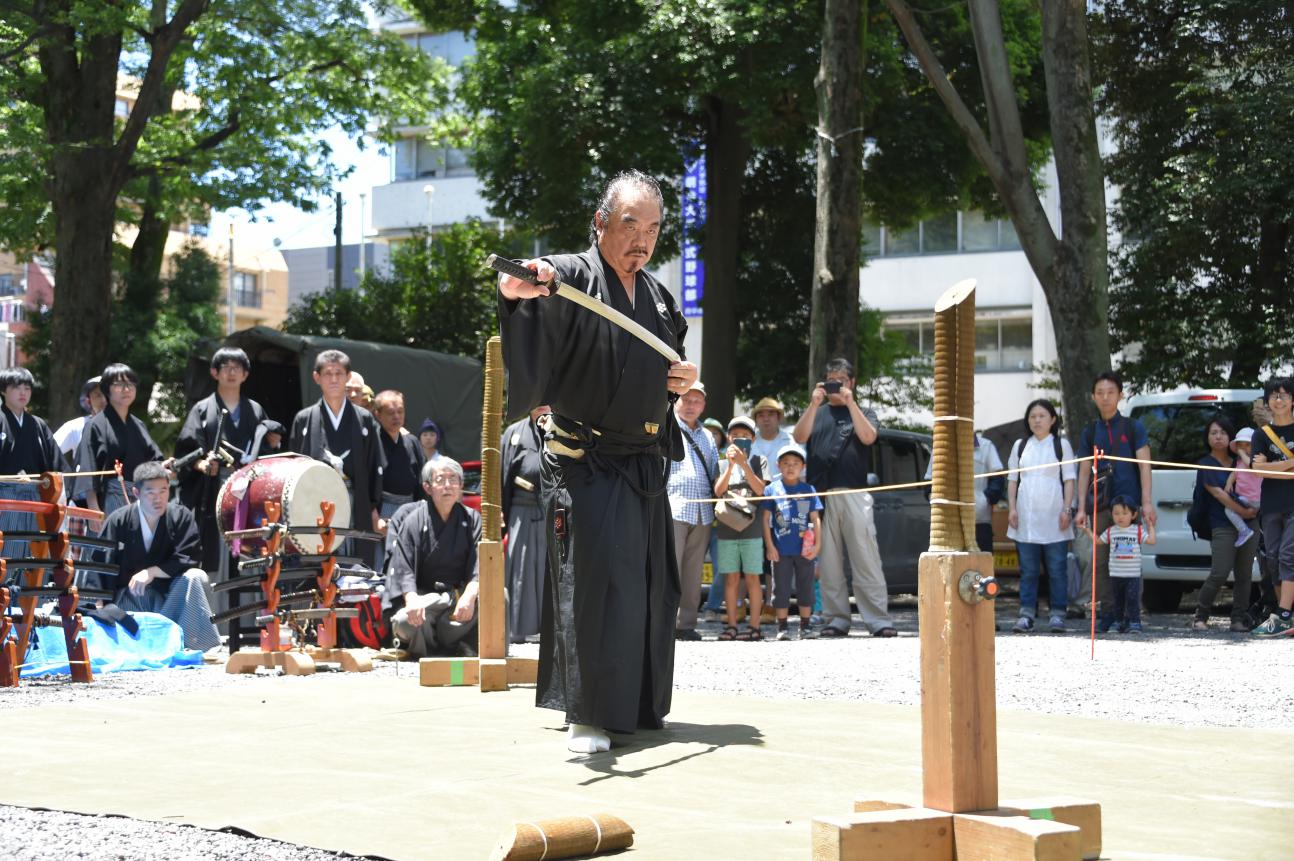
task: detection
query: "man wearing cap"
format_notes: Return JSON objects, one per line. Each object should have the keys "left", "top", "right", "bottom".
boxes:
{"left": 668, "top": 379, "right": 719, "bottom": 641}
{"left": 751, "top": 397, "right": 794, "bottom": 481}
{"left": 793, "top": 357, "right": 896, "bottom": 638}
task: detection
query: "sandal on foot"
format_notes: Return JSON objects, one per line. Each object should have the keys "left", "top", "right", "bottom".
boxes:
{"left": 717, "top": 626, "right": 739, "bottom": 641}
{"left": 735, "top": 626, "right": 764, "bottom": 641}
{"left": 872, "top": 627, "right": 899, "bottom": 638}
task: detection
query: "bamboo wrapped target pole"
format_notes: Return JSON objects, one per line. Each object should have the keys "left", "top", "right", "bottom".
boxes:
{"left": 477, "top": 336, "right": 507, "bottom": 689}
{"left": 489, "top": 813, "right": 634, "bottom": 861}
{"left": 929, "top": 278, "right": 979, "bottom": 552}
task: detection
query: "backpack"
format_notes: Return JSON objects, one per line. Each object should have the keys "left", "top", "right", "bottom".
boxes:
{"left": 1186, "top": 471, "right": 1213, "bottom": 542}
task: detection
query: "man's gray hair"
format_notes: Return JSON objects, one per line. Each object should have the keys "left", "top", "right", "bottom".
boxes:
{"left": 588, "top": 169, "right": 665, "bottom": 243}
{"left": 421, "top": 456, "right": 463, "bottom": 486}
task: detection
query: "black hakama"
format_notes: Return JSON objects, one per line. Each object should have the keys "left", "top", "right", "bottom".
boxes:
{"left": 499, "top": 244, "right": 686, "bottom": 734}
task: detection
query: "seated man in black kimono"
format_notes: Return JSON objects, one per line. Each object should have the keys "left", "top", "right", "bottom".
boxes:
{"left": 102, "top": 461, "right": 221, "bottom": 652}
{"left": 386, "top": 458, "right": 481, "bottom": 657}
{"left": 497, "top": 169, "right": 698, "bottom": 753}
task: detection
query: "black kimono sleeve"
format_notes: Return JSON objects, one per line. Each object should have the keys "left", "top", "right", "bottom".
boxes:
{"left": 496, "top": 255, "right": 580, "bottom": 422}
{"left": 389, "top": 503, "right": 425, "bottom": 597}
{"left": 360, "top": 408, "right": 386, "bottom": 509}
{"left": 289, "top": 408, "right": 311, "bottom": 455}
{"left": 157, "top": 505, "right": 202, "bottom": 579}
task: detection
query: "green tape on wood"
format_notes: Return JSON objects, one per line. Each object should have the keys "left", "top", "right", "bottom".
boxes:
{"left": 1028, "top": 808, "right": 1055, "bottom": 821}
{"left": 450, "top": 661, "right": 464, "bottom": 685}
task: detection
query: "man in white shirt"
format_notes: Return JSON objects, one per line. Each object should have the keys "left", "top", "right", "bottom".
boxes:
{"left": 750, "top": 396, "right": 793, "bottom": 481}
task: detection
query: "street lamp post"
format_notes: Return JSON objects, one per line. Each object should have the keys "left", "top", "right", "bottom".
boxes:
{"left": 359, "top": 191, "right": 367, "bottom": 282}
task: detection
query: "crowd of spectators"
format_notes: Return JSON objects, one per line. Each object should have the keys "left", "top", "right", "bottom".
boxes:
{"left": 6, "top": 355, "right": 1292, "bottom": 657}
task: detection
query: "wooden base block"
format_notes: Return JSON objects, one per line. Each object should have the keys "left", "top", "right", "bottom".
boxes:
{"left": 853, "top": 799, "right": 915, "bottom": 814}
{"left": 479, "top": 657, "right": 508, "bottom": 692}
{"left": 1, "top": 639, "right": 18, "bottom": 687}
{"left": 998, "top": 799, "right": 1100, "bottom": 860}
{"left": 919, "top": 551, "right": 998, "bottom": 813}
{"left": 304, "top": 646, "right": 373, "bottom": 673}
{"left": 506, "top": 656, "right": 539, "bottom": 684}
{"left": 478, "top": 541, "right": 506, "bottom": 659}
{"left": 226, "top": 649, "right": 316, "bottom": 676}
{"left": 419, "top": 657, "right": 479, "bottom": 686}
{"left": 812, "top": 808, "right": 953, "bottom": 861}
{"left": 952, "top": 812, "right": 1080, "bottom": 861}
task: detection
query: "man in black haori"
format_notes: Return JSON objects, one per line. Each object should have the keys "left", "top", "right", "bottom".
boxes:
{"left": 497, "top": 170, "right": 698, "bottom": 754}
{"left": 501, "top": 405, "right": 551, "bottom": 643}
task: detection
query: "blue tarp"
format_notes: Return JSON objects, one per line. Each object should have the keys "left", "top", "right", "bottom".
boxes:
{"left": 17, "top": 611, "right": 204, "bottom": 677}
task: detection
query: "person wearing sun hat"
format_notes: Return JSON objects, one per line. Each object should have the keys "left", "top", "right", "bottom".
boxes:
{"left": 750, "top": 396, "right": 793, "bottom": 480}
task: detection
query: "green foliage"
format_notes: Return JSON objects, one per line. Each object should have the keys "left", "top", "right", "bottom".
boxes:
{"left": 18, "top": 242, "right": 222, "bottom": 431}
{"left": 283, "top": 219, "right": 520, "bottom": 357}
{"left": 1096, "top": 0, "right": 1294, "bottom": 390}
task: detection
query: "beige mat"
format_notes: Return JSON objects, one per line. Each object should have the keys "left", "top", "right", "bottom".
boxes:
{"left": 2, "top": 677, "right": 1291, "bottom": 860}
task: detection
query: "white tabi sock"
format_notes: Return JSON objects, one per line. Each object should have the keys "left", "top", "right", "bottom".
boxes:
{"left": 566, "top": 723, "right": 610, "bottom": 754}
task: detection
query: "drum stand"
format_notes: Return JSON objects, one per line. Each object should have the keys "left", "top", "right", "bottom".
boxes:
{"left": 1, "top": 472, "right": 103, "bottom": 686}
{"left": 225, "top": 501, "right": 371, "bottom": 676}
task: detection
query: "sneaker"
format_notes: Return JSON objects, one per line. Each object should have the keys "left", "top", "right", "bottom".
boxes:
{"left": 1048, "top": 615, "right": 1065, "bottom": 633}
{"left": 1252, "top": 613, "right": 1294, "bottom": 638}
{"left": 1235, "top": 526, "right": 1254, "bottom": 547}
{"left": 674, "top": 628, "right": 703, "bottom": 642}
{"left": 1127, "top": 622, "right": 1142, "bottom": 635}
{"left": 799, "top": 618, "right": 814, "bottom": 638}
{"left": 1097, "top": 617, "right": 1115, "bottom": 634}
{"left": 703, "top": 609, "right": 722, "bottom": 624}
{"left": 776, "top": 628, "right": 792, "bottom": 641}
{"left": 1012, "top": 616, "right": 1034, "bottom": 633}
{"left": 809, "top": 614, "right": 824, "bottom": 626}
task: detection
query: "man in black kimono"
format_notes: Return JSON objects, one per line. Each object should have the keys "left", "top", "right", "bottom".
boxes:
{"left": 373, "top": 388, "right": 425, "bottom": 571}
{"left": 497, "top": 169, "right": 698, "bottom": 754}
{"left": 502, "top": 406, "right": 550, "bottom": 643}
{"left": 79, "top": 363, "right": 165, "bottom": 519}
{"left": 173, "top": 347, "right": 270, "bottom": 573}
{"left": 385, "top": 458, "right": 481, "bottom": 657}
{"left": 102, "top": 462, "right": 221, "bottom": 651}
{"left": 0, "top": 367, "right": 62, "bottom": 561}
{"left": 289, "top": 349, "right": 385, "bottom": 567}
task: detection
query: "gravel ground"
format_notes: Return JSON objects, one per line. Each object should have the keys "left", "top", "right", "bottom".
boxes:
{"left": 2, "top": 585, "right": 1289, "bottom": 858}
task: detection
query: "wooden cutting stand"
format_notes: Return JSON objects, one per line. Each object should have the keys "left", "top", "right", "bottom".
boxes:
{"left": 812, "top": 282, "right": 1101, "bottom": 861}
{"left": 420, "top": 335, "right": 538, "bottom": 691}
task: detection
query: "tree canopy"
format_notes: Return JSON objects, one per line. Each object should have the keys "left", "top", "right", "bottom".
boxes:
{"left": 1096, "top": 0, "right": 1294, "bottom": 390}
{"left": 0, "top": 0, "right": 443, "bottom": 422}
{"left": 283, "top": 220, "right": 522, "bottom": 358}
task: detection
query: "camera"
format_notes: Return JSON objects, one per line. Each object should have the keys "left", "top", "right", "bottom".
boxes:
{"left": 823, "top": 380, "right": 843, "bottom": 395}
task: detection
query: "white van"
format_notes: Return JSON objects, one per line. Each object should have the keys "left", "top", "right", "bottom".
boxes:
{"left": 1123, "top": 388, "right": 1263, "bottom": 612}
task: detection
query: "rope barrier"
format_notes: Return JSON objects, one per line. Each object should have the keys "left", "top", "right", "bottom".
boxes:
{"left": 683, "top": 450, "right": 1278, "bottom": 505}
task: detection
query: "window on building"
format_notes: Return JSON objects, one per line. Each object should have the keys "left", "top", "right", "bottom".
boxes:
{"left": 0, "top": 274, "right": 15, "bottom": 296}
{"left": 884, "top": 315, "right": 1031, "bottom": 373}
{"left": 868, "top": 210, "right": 1021, "bottom": 257}
{"left": 115, "top": 98, "right": 131, "bottom": 118}
{"left": 392, "top": 137, "right": 474, "bottom": 181}
{"left": 233, "top": 272, "right": 260, "bottom": 308}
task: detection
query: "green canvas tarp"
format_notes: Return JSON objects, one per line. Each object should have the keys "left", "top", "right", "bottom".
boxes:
{"left": 185, "top": 326, "right": 483, "bottom": 460}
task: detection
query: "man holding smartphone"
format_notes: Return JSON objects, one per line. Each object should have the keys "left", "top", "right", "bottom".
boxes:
{"left": 792, "top": 358, "right": 896, "bottom": 638}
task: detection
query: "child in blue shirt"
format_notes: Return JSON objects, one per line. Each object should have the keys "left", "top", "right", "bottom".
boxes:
{"left": 762, "top": 444, "right": 824, "bottom": 640}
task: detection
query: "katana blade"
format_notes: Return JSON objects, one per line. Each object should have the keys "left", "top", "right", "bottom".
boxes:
{"left": 11, "top": 587, "right": 114, "bottom": 601}
{"left": 486, "top": 254, "right": 682, "bottom": 364}
{"left": 4, "top": 559, "right": 118, "bottom": 575}
{"left": 238, "top": 553, "right": 363, "bottom": 572}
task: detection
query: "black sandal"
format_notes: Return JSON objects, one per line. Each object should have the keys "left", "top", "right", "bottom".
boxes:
{"left": 873, "top": 627, "right": 899, "bottom": 638}
{"left": 718, "top": 626, "right": 738, "bottom": 641}
{"left": 736, "top": 626, "right": 764, "bottom": 641}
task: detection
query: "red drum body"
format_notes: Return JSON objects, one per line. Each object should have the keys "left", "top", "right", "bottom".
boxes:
{"left": 217, "top": 454, "right": 351, "bottom": 554}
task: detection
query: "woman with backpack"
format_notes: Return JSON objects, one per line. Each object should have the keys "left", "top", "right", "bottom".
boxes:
{"left": 1192, "top": 414, "right": 1259, "bottom": 632}
{"left": 1007, "top": 398, "right": 1077, "bottom": 633}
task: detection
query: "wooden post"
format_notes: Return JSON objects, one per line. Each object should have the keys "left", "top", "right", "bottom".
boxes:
{"left": 920, "top": 550, "right": 998, "bottom": 813}
{"left": 478, "top": 540, "right": 506, "bottom": 660}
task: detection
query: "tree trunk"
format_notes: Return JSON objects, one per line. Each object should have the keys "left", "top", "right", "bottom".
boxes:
{"left": 47, "top": 154, "right": 121, "bottom": 426}
{"left": 1038, "top": 0, "right": 1108, "bottom": 433}
{"left": 700, "top": 95, "right": 749, "bottom": 423}
{"left": 808, "top": 0, "right": 864, "bottom": 388}
{"left": 1232, "top": 215, "right": 1291, "bottom": 386}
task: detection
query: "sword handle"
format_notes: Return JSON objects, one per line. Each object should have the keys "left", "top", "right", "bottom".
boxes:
{"left": 486, "top": 254, "right": 543, "bottom": 285}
